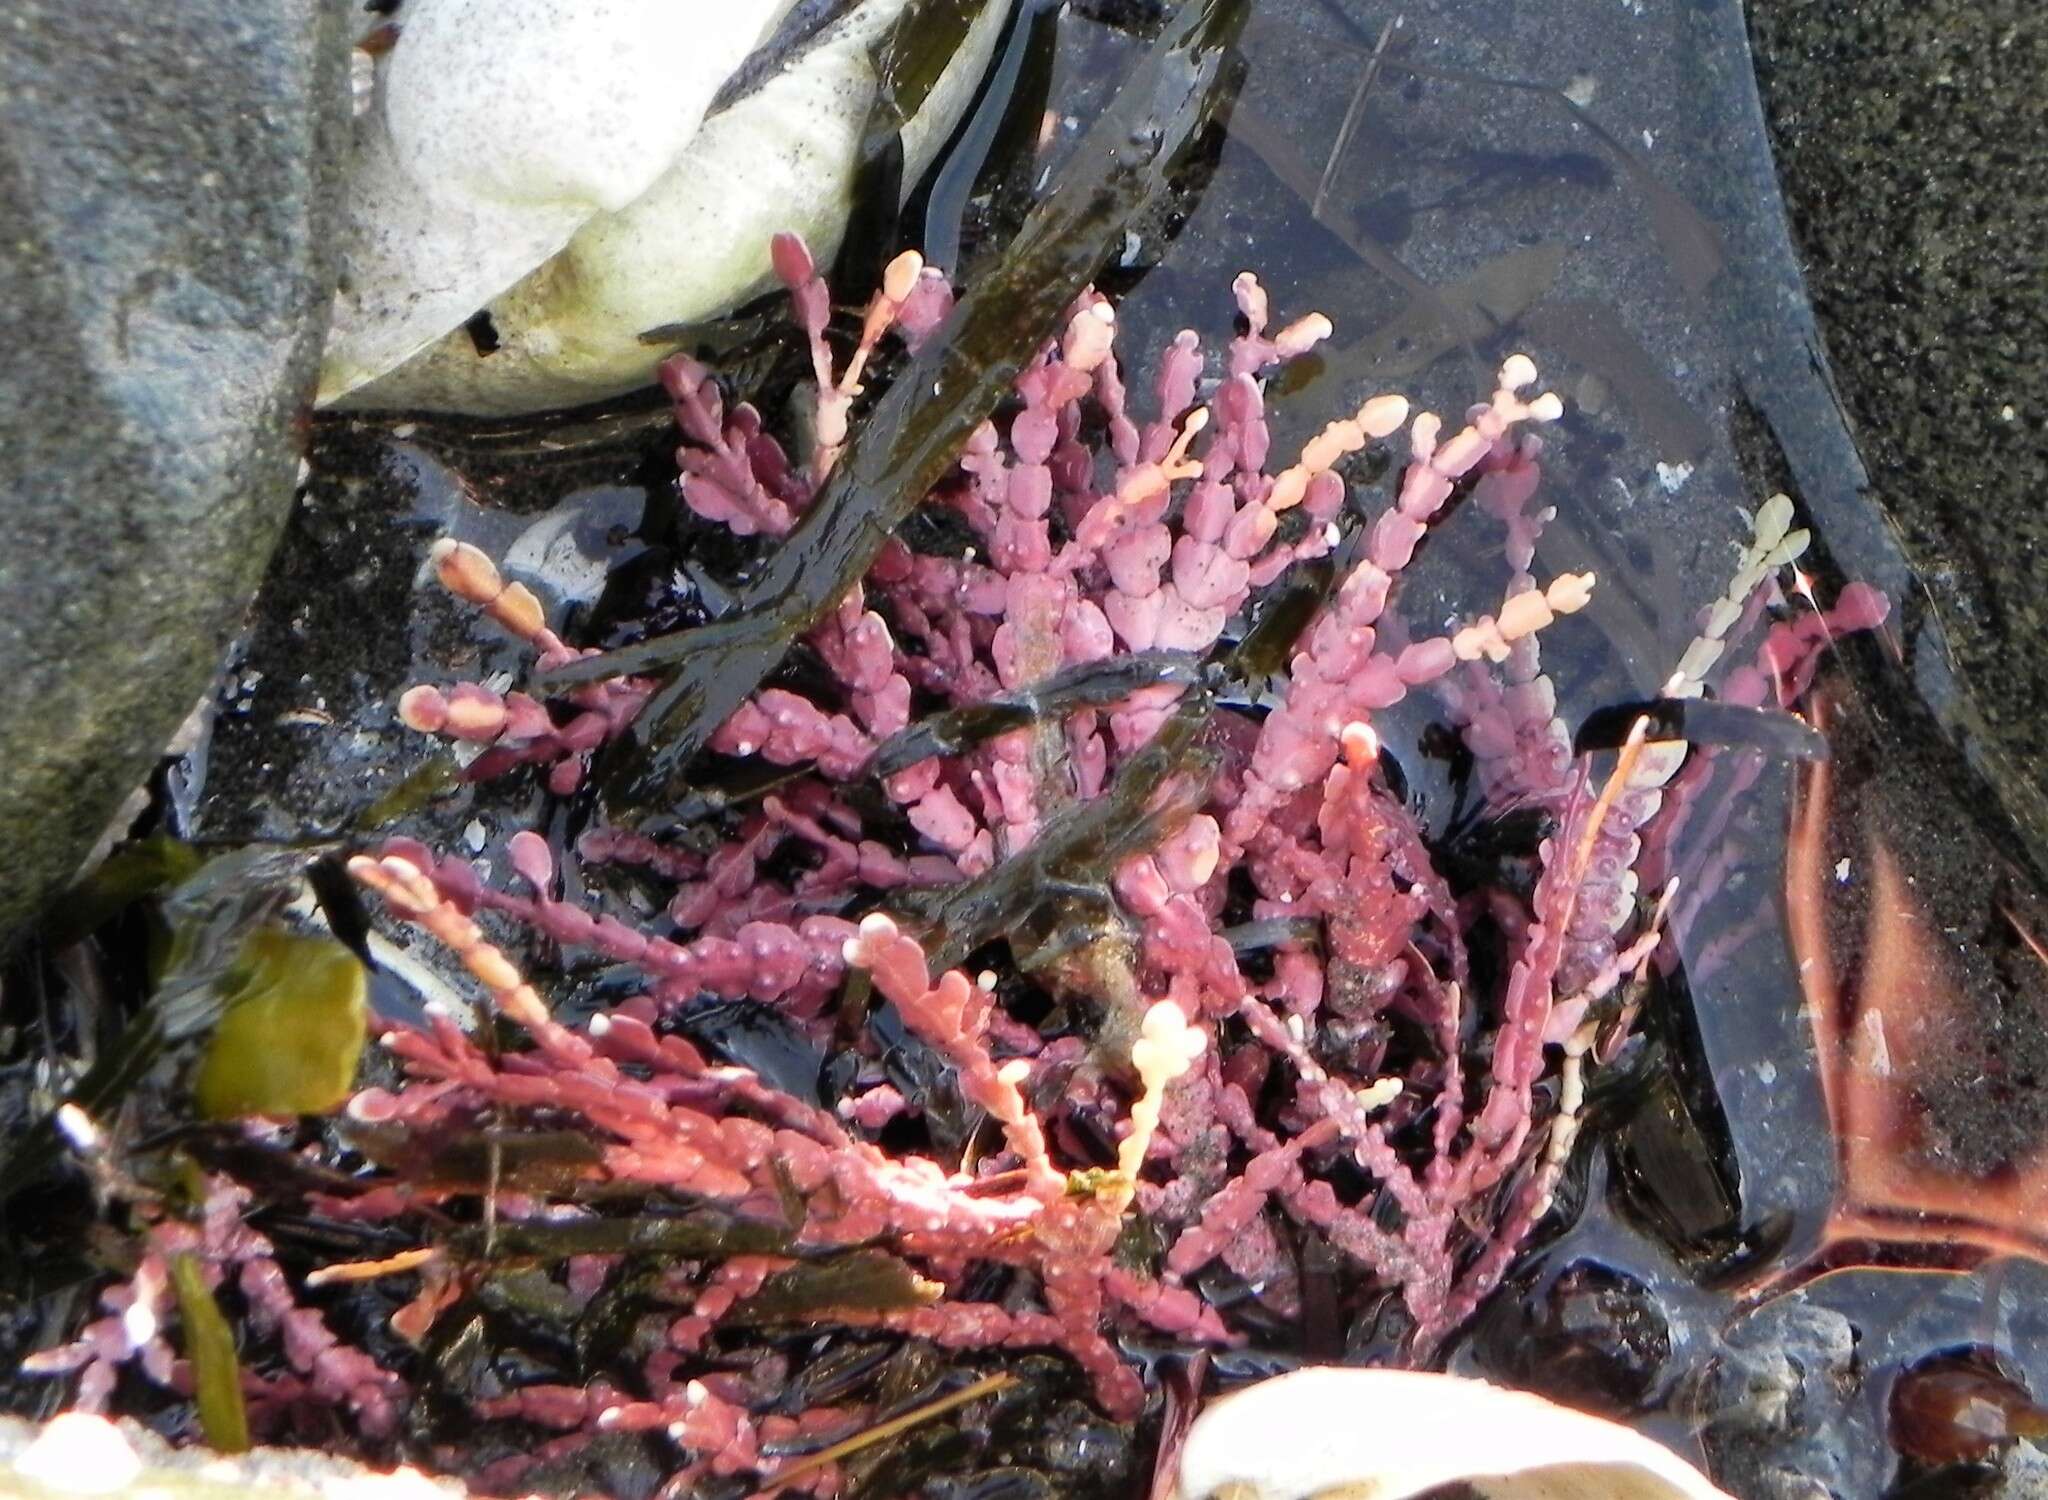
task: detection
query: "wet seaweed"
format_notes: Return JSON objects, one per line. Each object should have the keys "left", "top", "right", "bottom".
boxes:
{"left": 534, "top": 0, "right": 1252, "bottom": 822}
{"left": 665, "top": 997, "right": 832, "bottom": 1105}
{"left": 169, "top": 1251, "right": 251, "bottom": 1452}
{"left": 897, "top": 682, "right": 1215, "bottom": 971}
{"left": 446, "top": 1210, "right": 795, "bottom": 1264}
{"left": 0, "top": 847, "right": 327, "bottom": 1201}
{"left": 1574, "top": 697, "right": 1831, "bottom": 761}
{"left": 908, "top": 0, "right": 1061, "bottom": 273}
{"left": 887, "top": 557, "right": 1330, "bottom": 971}
{"left": 737, "top": 1251, "right": 936, "bottom": 1323}
{"left": 343, "top": 1123, "right": 606, "bottom": 1194}
{"left": 833, "top": 0, "right": 996, "bottom": 292}
{"left": 866, "top": 650, "right": 1202, "bottom": 778}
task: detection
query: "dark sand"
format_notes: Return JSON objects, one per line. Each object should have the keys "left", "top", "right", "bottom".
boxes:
{"left": 1748, "top": 1, "right": 2047, "bottom": 783}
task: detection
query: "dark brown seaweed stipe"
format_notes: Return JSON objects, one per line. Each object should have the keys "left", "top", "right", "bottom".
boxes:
{"left": 534, "top": 0, "right": 1251, "bottom": 820}
{"left": 896, "top": 676, "right": 1216, "bottom": 972}
{"left": 1573, "top": 697, "right": 1831, "bottom": 761}
{"left": 832, "top": 0, "right": 996, "bottom": 291}
{"left": 889, "top": 560, "right": 1332, "bottom": 971}
{"left": 865, "top": 648, "right": 1203, "bottom": 777}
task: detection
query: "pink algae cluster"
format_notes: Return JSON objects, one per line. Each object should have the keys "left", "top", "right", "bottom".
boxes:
{"left": 34, "top": 235, "right": 1886, "bottom": 1496}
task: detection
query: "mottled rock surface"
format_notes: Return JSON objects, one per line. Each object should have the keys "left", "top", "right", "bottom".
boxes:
{"left": 0, "top": 0, "right": 349, "bottom": 946}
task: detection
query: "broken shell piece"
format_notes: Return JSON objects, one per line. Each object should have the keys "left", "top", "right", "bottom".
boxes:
{"left": 322, "top": 0, "right": 1011, "bottom": 415}
{"left": 1173, "top": 1368, "right": 1733, "bottom": 1500}
{"left": 2, "top": 1411, "right": 464, "bottom": 1498}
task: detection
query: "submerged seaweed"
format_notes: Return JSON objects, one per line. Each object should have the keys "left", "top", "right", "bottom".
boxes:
{"left": 539, "top": 0, "right": 1250, "bottom": 818}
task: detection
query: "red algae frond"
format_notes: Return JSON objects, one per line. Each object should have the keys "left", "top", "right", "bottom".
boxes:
{"left": 28, "top": 236, "right": 1888, "bottom": 1498}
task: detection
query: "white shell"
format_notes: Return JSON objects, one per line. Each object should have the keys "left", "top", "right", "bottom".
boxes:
{"left": 1173, "top": 1368, "right": 1734, "bottom": 1500}
{"left": 321, "top": 0, "right": 1012, "bottom": 415}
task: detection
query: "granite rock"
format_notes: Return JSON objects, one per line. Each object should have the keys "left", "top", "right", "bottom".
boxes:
{"left": 0, "top": 0, "right": 350, "bottom": 945}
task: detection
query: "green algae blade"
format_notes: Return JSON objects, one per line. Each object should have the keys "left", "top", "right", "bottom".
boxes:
{"left": 169, "top": 1253, "right": 251, "bottom": 1454}
{"left": 191, "top": 929, "right": 368, "bottom": 1121}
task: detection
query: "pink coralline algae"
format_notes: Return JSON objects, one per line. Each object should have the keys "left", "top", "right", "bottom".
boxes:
{"left": 21, "top": 1172, "right": 406, "bottom": 1437}
{"left": 33, "top": 234, "right": 1887, "bottom": 1494}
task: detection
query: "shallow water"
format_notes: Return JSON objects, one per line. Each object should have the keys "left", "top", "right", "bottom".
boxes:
{"left": 125, "top": 0, "right": 2048, "bottom": 1493}
{"left": 1139, "top": 1, "right": 2048, "bottom": 1493}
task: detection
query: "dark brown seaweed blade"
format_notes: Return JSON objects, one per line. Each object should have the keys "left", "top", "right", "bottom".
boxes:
{"left": 535, "top": 0, "right": 1251, "bottom": 822}
{"left": 735, "top": 1249, "right": 937, "bottom": 1322}
{"left": 1220, "top": 556, "right": 1335, "bottom": 682}
{"left": 902, "top": 684, "right": 1217, "bottom": 970}
{"left": 911, "top": 0, "right": 1061, "bottom": 273}
{"left": 865, "top": 649, "right": 1202, "bottom": 778}
{"left": 343, "top": 1122, "right": 606, "bottom": 1192}
{"left": 449, "top": 1210, "right": 794, "bottom": 1262}
{"left": 706, "top": 0, "right": 865, "bottom": 117}
{"left": 890, "top": 561, "right": 1331, "bottom": 969}
{"left": 1573, "top": 697, "right": 1831, "bottom": 761}
{"left": 832, "top": 0, "right": 997, "bottom": 291}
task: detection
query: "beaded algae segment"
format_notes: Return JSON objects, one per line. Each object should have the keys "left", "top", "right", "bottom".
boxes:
{"left": 30, "top": 237, "right": 1886, "bottom": 1496}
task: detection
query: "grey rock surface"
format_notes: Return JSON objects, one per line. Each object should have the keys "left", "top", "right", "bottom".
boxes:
{"left": 1992, "top": 1441, "right": 2048, "bottom": 1499}
{"left": 0, "top": 0, "right": 349, "bottom": 946}
{"left": 1700, "top": 1300, "right": 1859, "bottom": 1500}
